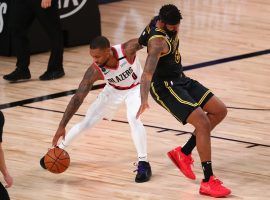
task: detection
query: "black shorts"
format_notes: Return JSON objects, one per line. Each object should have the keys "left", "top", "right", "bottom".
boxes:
{"left": 0, "top": 182, "right": 10, "bottom": 200}
{"left": 150, "top": 76, "right": 213, "bottom": 124}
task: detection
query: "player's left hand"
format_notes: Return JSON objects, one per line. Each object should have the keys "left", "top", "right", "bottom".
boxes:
{"left": 4, "top": 173, "right": 13, "bottom": 188}
{"left": 41, "top": 0, "right": 52, "bottom": 9}
{"left": 136, "top": 103, "right": 149, "bottom": 119}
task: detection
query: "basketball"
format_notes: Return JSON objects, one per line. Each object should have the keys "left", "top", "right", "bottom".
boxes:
{"left": 44, "top": 147, "right": 70, "bottom": 174}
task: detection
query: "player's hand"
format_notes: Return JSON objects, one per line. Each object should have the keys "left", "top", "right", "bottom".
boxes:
{"left": 41, "top": 0, "right": 52, "bottom": 9}
{"left": 4, "top": 173, "right": 13, "bottom": 188}
{"left": 136, "top": 102, "right": 149, "bottom": 119}
{"left": 52, "top": 126, "right": 66, "bottom": 147}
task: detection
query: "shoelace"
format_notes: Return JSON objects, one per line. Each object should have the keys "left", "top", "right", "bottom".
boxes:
{"left": 133, "top": 162, "right": 146, "bottom": 173}
{"left": 211, "top": 178, "right": 224, "bottom": 189}
{"left": 184, "top": 154, "right": 194, "bottom": 166}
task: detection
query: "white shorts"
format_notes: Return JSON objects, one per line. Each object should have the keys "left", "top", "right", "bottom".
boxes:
{"left": 86, "top": 84, "right": 141, "bottom": 121}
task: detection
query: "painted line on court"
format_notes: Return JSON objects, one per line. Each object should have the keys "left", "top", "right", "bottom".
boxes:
{"left": 20, "top": 105, "right": 270, "bottom": 148}
{"left": 1, "top": 49, "right": 269, "bottom": 110}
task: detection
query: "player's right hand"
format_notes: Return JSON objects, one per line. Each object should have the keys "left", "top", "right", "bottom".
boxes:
{"left": 52, "top": 126, "right": 66, "bottom": 147}
{"left": 136, "top": 102, "right": 150, "bottom": 119}
{"left": 4, "top": 173, "right": 13, "bottom": 188}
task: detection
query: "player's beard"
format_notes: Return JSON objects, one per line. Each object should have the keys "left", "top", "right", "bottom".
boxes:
{"left": 99, "top": 57, "right": 110, "bottom": 68}
{"left": 164, "top": 26, "right": 178, "bottom": 38}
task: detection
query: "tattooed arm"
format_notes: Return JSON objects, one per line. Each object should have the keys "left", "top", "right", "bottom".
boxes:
{"left": 52, "top": 64, "right": 102, "bottom": 146}
{"left": 136, "top": 37, "right": 169, "bottom": 118}
{"left": 122, "top": 38, "right": 143, "bottom": 59}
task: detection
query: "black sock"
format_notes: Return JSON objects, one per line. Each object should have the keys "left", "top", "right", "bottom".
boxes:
{"left": 202, "top": 161, "right": 213, "bottom": 182}
{"left": 181, "top": 134, "right": 196, "bottom": 155}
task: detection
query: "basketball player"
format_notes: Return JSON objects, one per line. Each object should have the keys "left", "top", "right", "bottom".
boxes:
{"left": 0, "top": 111, "right": 13, "bottom": 200}
{"left": 136, "top": 4, "right": 231, "bottom": 197}
{"left": 40, "top": 36, "right": 152, "bottom": 183}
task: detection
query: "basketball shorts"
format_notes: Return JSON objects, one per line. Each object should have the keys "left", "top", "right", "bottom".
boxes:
{"left": 150, "top": 76, "right": 213, "bottom": 124}
{"left": 0, "top": 182, "right": 10, "bottom": 200}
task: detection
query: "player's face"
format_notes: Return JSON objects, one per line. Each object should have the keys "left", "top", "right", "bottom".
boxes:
{"left": 90, "top": 48, "right": 110, "bottom": 65}
{"left": 165, "top": 23, "right": 180, "bottom": 37}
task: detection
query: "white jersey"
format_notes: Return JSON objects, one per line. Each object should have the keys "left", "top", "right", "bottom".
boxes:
{"left": 94, "top": 44, "right": 142, "bottom": 90}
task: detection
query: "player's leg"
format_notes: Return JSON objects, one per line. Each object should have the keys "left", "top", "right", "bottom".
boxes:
{"left": 59, "top": 87, "right": 114, "bottom": 149}
{"left": 125, "top": 87, "right": 147, "bottom": 161}
{"left": 125, "top": 86, "right": 151, "bottom": 183}
{"left": 150, "top": 80, "right": 197, "bottom": 180}
{"left": 181, "top": 80, "right": 227, "bottom": 161}
{"left": 40, "top": 86, "right": 120, "bottom": 169}
{"left": 187, "top": 109, "right": 231, "bottom": 197}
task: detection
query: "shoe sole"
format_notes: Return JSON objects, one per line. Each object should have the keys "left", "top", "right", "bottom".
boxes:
{"left": 39, "top": 73, "right": 65, "bottom": 81}
{"left": 200, "top": 190, "right": 231, "bottom": 198}
{"left": 135, "top": 171, "right": 152, "bottom": 183}
{"left": 167, "top": 151, "right": 195, "bottom": 180}
{"left": 5, "top": 77, "right": 31, "bottom": 82}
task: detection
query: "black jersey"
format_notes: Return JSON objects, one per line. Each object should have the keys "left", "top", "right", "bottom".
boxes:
{"left": 139, "top": 16, "right": 182, "bottom": 80}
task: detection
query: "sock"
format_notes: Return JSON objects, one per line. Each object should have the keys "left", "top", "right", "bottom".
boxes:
{"left": 181, "top": 134, "right": 196, "bottom": 155}
{"left": 138, "top": 156, "right": 148, "bottom": 162}
{"left": 202, "top": 161, "right": 213, "bottom": 182}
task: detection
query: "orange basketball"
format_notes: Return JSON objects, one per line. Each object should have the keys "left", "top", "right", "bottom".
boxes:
{"left": 44, "top": 147, "right": 70, "bottom": 174}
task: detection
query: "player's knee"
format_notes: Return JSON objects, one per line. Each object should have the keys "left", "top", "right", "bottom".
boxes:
{"left": 217, "top": 102, "right": 227, "bottom": 121}
{"left": 196, "top": 114, "right": 211, "bottom": 134}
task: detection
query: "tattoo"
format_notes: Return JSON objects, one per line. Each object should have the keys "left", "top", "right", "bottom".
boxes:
{"left": 140, "top": 38, "right": 167, "bottom": 104}
{"left": 59, "top": 65, "right": 101, "bottom": 127}
{"left": 123, "top": 38, "right": 143, "bottom": 57}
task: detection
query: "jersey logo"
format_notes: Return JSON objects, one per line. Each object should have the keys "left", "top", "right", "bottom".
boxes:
{"left": 120, "top": 60, "right": 127, "bottom": 68}
{"left": 107, "top": 67, "right": 135, "bottom": 84}
{"left": 101, "top": 67, "right": 110, "bottom": 75}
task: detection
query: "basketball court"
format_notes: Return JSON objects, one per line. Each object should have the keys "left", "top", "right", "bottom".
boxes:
{"left": 0, "top": 0, "right": 269, "bottom": 199}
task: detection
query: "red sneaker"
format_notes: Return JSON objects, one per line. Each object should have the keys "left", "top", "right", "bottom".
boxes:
{"left": 199, "top": 176, "right": 231, "bottom": 198}
{"left": 167, "top": 146, "right": 196, "bottom": 180}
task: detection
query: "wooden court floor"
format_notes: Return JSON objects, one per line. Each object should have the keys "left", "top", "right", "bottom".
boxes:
{"left": 0, "top": 0, "right": 269, "bottom": 199}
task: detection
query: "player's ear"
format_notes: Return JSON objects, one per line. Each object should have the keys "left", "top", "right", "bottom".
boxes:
{"left": 105, "top": 47, "right": 111, "bottom": 54}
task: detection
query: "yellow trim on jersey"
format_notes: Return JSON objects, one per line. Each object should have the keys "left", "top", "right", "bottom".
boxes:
{"left": 155, "top": 28, "right": 167, "bottom": 35}
{"left": 148, "top": 35, "right": 172, "bottom": 57}
{"left": 146, "top": 26, "right": 150, "bottom": 34}
{"left": 198, "top": 90, "right": 211, "bottom": 106}
{"left": 151, "top": 82, "right": 182, "bottom": 122}
{"left": 164, "top": 81, "right": 198, "bottom": 107}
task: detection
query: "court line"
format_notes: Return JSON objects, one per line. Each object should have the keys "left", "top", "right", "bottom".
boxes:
{"left": 20, "top": 105, "right": 270, "bottom": 148}
{"left": 183, "top": 49, "right": 270, "bottom": 71}
{"left": 0, "top": 49, "right": 269, "bottom": 110}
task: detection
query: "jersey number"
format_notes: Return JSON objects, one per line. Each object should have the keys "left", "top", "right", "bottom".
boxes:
{"left": 132, "top": 72, "right": 137, "bottom": 80}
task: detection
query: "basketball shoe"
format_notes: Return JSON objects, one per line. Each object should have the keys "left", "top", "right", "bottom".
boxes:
{"left": 134, "top": 161, "right": 152, "bottom": 183}
{"left": 199, "top": 176, "right": 231, "bottom": 197}
{"left": 167, "top": 146, "right": 196, "bottom": 180}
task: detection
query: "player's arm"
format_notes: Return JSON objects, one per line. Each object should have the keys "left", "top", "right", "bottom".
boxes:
{"left": 136, "top": 37, "right": 168, "bottom": 118}
{"left": 52, "top": 64, "right": 102, "bottom": 146}
{"left": 59, "top": 64, "right": 102, "bottom": 127}
{"left": 122, "top": 38, "right": 143, "bottom": 58}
